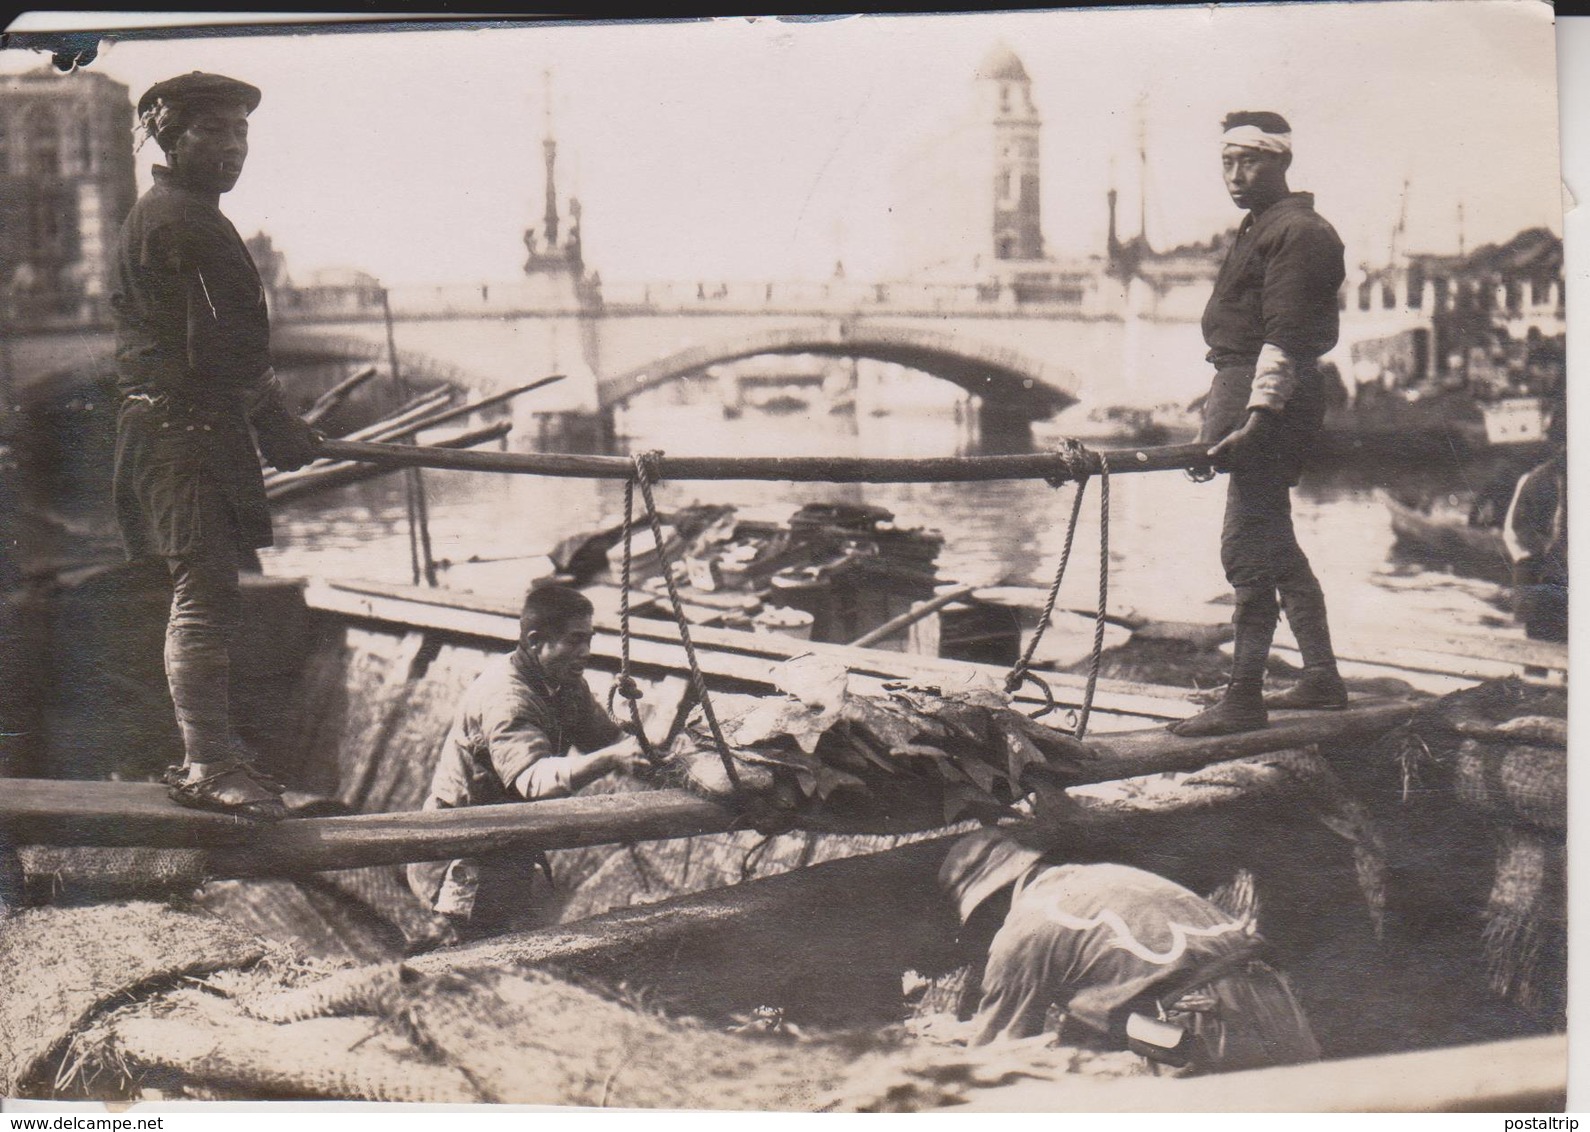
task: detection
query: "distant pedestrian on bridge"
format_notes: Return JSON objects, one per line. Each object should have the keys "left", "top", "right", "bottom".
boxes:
{"left": 111, "top": 72, "right": 323, "bottom": 819}
{"left": 1173, "top": 112, "right": 1349, "bottom": 738}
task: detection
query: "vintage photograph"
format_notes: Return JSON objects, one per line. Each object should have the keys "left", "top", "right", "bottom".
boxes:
{"left": 0, "top": 2, "right": 1569, "bottom": 1112}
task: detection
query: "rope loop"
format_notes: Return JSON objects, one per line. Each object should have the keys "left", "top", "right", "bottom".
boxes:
{"left": 1073, "top": 451, "right": 1110, "bottom": 740}
{"left": 615, "top": 675, "right": 645, "bottom": 701}
{"left": 1004, "top": 445, "right": 1089, "bottom": 696}
{"left": 1003, "top": 438, "right": 1111, "bottom": 740}
{"left": 612, "top": 474, "right": 657, "bottom": 761}
{"left": 1006, "top": 669, "right": 1058, "bottom": 719}
{"left": 630, "top": 450, "right": 742, "bottom": 791}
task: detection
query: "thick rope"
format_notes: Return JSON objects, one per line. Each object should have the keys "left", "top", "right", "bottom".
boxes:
{"left": 1072, "top": 452, "right": 1111, "bottom": 739}
{"left": 631, "top": 451, "right": 741, "bottom": 790}
{"left": 1005, "top": 441, "right": 1092, "bottom": 714}
{"left": 609, "top": 477, "right": 657, "bottom": 761}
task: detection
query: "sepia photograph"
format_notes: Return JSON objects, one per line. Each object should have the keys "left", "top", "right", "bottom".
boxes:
{"left": 0, "top": 2, "right": 1571, "bottom": 1113}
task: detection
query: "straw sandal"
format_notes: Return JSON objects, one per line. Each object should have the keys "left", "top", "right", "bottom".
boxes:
{"left": 166, "top": 763, "right": 287, "bottom": 821}
{"left": 163, "top": 758, "right": 286, "bottom": 796}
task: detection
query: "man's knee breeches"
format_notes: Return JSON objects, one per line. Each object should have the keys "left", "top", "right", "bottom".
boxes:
{"left": 1220, "top": 468, "right": 1319, "bottom": 609}
{"left": 167, "top": 547, "right": 243, "bottom": 639}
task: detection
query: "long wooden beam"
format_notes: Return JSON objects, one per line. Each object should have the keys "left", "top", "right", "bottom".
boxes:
{"left": 307, "top": 578, "right": 1201, "bottom": 723}
{"left": 1079, "top": 698, "right": 1425, "bottom": 781}
{"left": 315, "top": 439, "right": 1215, "bottom": 484}
{"left": 1, "top": 696, "right": 1421, "bottom": 869}
{"left": 0, "top": 780, "right": 737, "bottom": 863}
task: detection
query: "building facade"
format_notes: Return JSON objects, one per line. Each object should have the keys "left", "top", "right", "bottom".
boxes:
{"left": 0, "top": 68, "right": 137, "bottom": 325}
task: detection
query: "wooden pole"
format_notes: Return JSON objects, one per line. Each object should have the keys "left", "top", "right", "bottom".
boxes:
{"left": 315, "top": 440, "right": 1217, "bottom": 484}
{"left": 267, "top": 422, "right": 512, "bottom": 504}
{"left": 1073, "top": 698, "right": 1424, "bottom": 783}
{"left": 847, "top": 583, "right": 980, "bottom": 647}
{"left": 0, "top": 700, "right": 1421, "bottom": 870}
{"left": 380, "top": 287, "right": 437, "bottom": 587}
{"left": 303, "top": 365, "right": 379, "bottom": 426}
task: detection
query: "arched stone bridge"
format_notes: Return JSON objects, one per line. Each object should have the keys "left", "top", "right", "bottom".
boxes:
{"left": 7, "top": 278, "right": 1155, "bottom": 425}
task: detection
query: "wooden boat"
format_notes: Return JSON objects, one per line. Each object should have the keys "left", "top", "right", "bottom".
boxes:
{"left": 1381, "top": 490, "right": 1511, "bottom": 585}
{"left": 0, "top": 436, "right": 1566, "bottom": 1110}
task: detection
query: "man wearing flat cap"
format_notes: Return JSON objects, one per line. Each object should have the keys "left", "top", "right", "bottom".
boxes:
{"left": 1173, "top": 111, "right": 1349, "bottom": 738}
{"left": 111, "top": 71, "right": 322, "bottom": 819}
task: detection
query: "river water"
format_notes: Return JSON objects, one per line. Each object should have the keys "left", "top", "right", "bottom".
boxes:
{"left": 258, "top": 391, "right": 1521, "bottom": 662}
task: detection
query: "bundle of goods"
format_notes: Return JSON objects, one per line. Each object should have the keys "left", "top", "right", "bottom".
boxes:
{"left": 554, "top": 502, "right": 945, "bottom": 644}
{"left": 1410, "top": 678, "right": 1566, "bottom": 1016}
{"left": 663, "top": 655, "right": 1092, "bottom": 833}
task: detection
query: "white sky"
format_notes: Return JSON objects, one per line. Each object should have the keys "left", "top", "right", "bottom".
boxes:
{"left": 0, "top": 3, "right": 1564, "bottom": 287}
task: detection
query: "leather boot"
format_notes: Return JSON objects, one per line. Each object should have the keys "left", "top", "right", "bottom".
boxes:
{"left": 1169, "top": 679, "right": 1268, "bottom": 737}
{"left": 1270, "top": 586, "right": 1347, "bottom": 710}
{"left": 1170, "top": 609, "right": 1273, "bottom": 737}
{"left": 1265, "top": 663, "right": 1349, "bottom": 710}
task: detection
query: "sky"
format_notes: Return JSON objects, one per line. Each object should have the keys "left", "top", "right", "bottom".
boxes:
{"left": 0, "top": 4, "right": 1564, "bottom": 288}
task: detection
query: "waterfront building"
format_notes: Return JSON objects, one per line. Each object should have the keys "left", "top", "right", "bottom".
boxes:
{"left": 0, "top": 68, "right": 137, "bottom": 325}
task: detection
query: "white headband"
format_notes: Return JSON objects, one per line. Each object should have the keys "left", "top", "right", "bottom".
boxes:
{"left": 1222, "top": 124, "right": 1292, "bottom": 154}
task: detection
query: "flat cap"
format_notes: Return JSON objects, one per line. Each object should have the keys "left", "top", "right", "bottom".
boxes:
{"left": 137, "top": 71, "right": 261, "bottom": 118}
{"left": 939, "top": 828, "right": 1046, "bottom": 924}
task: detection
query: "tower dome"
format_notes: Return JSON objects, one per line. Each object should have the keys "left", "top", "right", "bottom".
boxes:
{"left": 977, "top": 43, "right": 1030, "bottom": 83}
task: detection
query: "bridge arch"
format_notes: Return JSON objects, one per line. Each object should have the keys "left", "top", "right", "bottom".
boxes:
{"left": 269, "top": 327, "right": 485, "bottom": 391}
{"left": 598, "top": 322, "right": 1078, "bottom": 419}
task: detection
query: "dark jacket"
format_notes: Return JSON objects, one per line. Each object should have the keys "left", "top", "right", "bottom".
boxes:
{"left": 1202, "top": 192, "right": 1345, "bottom": 367}
{"left": 109, "top": 166, "right": 297, "bottom": 558}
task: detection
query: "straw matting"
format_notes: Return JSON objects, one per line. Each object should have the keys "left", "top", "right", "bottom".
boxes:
{"left": 0, "top": 901, "right": 264, "bottom": 1094}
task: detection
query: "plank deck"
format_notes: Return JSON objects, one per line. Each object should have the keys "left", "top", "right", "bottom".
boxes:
{"left": 306, "top": 578, "right": 1200, "bottom": 724}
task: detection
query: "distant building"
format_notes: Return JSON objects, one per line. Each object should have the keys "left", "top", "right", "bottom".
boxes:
{"left": 892, "top": 45, "right": 1134, "bottom": 311}
{"left": 893, "top": 44, "right": 1052, "bottom": 281}
{"left": 1343, "top": 227, "right": 1565, "bottom": 391}
{"left": 244, "top": 231, "right": 289, "bottom": 291}
{"left": 0, "top": 68, "right": 137, "bottom": 324}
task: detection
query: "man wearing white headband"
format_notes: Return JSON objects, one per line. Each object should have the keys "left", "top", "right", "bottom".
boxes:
{"left": 1172, "top": 111, "right": 1348, "bottom": 737}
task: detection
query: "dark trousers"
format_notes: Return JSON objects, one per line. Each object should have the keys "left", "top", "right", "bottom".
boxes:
{"left": 1200, "top": 362, "right": 1332, "bottom": 679}
{"left": 1222, "top": 467, "right": 1328, "bottom": 636}
{"left": 164, "top": 496, "right": 244, "bottom": 767}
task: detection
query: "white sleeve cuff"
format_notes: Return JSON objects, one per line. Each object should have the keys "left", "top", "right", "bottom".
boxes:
{"left": 1247, "top": 342, "right": 1299, "bottom": 412}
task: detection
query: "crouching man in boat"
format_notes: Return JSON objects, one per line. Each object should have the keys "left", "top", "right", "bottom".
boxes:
{"left": 407, "top": 585, "right": 645, "bottom": 940}
{"left": 939, "top": 829, "right": 1320, "bottom": 1073}
{"left": 110, "top": 73, "right": 323, "bottom": 820}
{"left": 1174, "top": 112, "right": 1349, "bottom": 738}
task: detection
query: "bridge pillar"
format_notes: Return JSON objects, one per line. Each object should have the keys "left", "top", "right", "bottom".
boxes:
{"left": 976, "top": 399, "right": 1034, "bottom": 455}
{"left": 525, "top": 410, "right": 610, "bottom": 454}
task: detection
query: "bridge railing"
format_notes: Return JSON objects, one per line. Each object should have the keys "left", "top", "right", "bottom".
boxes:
{"left": 266, "top": 276, "right": 1109, "bottom": 322}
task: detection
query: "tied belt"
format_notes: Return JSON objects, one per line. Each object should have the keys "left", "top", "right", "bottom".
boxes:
{"left": 123, "top": 390, "right": 246, "bottom": 431}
